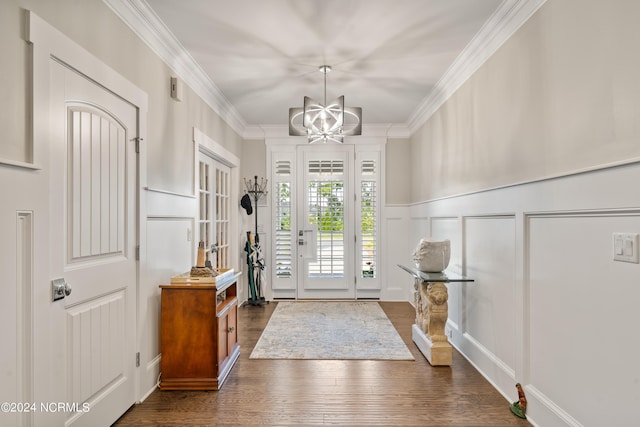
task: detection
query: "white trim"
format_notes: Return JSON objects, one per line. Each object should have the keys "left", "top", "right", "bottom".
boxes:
{"left": 409, "top": 157, "right": 640, "bottom": 207}
{"left": 194, "top": 127, "right": 240, "bottom": 167}
{"left": 525, "top": 385, "right": 585, "bottom": 427}
{"left": 265, "top": 136, "right": 387, "bottom": 149}
{"left": 0, "top": 158, "right": 42, "bottom": 170}
{"left": 193, "top": 127, "right": 241, "bottom": 274}
{"left": 16, "top": 211, "right": 34, "bottom": 427}
{"left": 145, "top": 186, "right": 196, "bottom": 199}
{"left": 407, "top": 0, "right": 547, "bottom": 133}
{"left": 255, "top": 124, "right": 410, "bottom": 139}
{"left": 103, "top": 0, "right": 543, "bottom": 140}
{"left": 103, "top": 0, "right": 247, "bottom": 136}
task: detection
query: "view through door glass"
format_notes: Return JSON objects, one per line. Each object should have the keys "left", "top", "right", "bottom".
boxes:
{"left": 308, "top": 163, "right": 345, "bottom": 278}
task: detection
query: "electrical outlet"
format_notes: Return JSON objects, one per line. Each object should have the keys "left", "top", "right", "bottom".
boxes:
{"left": 613, "top": 233, "right": 639, "bottom": 263}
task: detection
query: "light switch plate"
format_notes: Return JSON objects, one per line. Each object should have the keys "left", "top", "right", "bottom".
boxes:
{"left": 613, "top": 233, "right": 639, "bottom": 263}
{"left": 170, "top": 76, "right": 183, "bottom": 101}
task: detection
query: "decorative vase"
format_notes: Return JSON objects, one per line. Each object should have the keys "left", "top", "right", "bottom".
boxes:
{"left": 412, "top": 238, "right": 451, "bottom": 272}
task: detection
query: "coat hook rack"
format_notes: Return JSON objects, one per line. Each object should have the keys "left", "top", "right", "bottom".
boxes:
{"left": 243, "top": 175, "right": 268, "bottom": 305}
{"left": 243, "top": 175, "right": 268, "bottom": 242}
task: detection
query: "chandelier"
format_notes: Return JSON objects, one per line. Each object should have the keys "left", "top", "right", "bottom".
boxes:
{"left": 289, "top": 65, "right": 362, "bottom": 144}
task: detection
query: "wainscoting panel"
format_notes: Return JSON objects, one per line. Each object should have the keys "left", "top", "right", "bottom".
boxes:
{"left": 409, "top": 216, "right": 429, "bottom": 249}
{"left": 527, "top": 211, "right": 640, "bottom": 427}
{"left": 382, "top": 208, "right": 411, "bottom": 301}
{"left": 140, "top": 216, "right": 194, "bottom": 398}
{"left": 461, "top": 215, "right": 517, "bottom": 391}
{"left": 15, "top": 211, "right": 34, "bottom": 427}
{"left": 430, "top": 217, "right": 461, "bottom": 331}
{"left": 409, "top": 162, "right": 640, "bottom": 426}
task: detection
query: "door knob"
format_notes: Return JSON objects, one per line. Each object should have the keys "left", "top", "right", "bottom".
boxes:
{"left": 52, "top": 278, "right": 72, "bottom": 301}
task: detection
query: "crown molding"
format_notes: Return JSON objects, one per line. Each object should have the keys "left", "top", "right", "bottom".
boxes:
{"left": 102, "top": 0, "right": 247, "bottom": 136}
{"left": 243, "top": 123, "right": 411, "bottom": 140}
{"left": 104, "top": 0, "right": 545, "bottom": 141}
{"left": 407, "top": 0, "right": 547, "bottom": 134}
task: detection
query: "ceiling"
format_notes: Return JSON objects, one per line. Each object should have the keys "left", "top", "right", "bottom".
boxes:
{"left": 109, "top": 0, "right": 542, "bottom": 136}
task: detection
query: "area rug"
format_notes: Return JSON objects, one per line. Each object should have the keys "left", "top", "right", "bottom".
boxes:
{"left": 249, "top": 301, "right": 414, "bottom": 360}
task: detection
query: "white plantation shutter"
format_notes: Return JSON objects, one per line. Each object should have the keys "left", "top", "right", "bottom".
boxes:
{"left": 274, "top": 178, "right": 292, "bottom": 278}
{"left": 360, "top": 180, "right": 377, "bottom": 278}
{"left": 271, "top": 153, "right": 296, "bottom": 293}
{"left": 356, "top": 151, "right": 380, "bottom": 290}
{"left": 308, "top": 159, "right": 344, "bottom": 175}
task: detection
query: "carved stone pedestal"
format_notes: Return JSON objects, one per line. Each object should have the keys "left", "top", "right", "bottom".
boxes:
{"left": 413, "top": 278, "right": 452, "bottom": 366}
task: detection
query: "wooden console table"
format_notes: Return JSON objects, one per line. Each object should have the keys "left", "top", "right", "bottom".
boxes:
{"left": 159, "top": 270, "right": 241, "bottom": 390}
{"left": 398, "top": 265, "right": 473, "bottom": 366}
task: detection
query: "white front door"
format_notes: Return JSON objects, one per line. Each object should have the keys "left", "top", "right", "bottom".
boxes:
{"left": 297, "top": 145, "right": 354, "bottom": 298}
{"left": 45, "top": 59, "right": 138, "bottom": 426}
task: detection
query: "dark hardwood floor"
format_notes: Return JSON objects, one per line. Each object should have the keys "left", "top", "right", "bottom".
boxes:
{"left": 113, "top": 301, "right": 529, "bottom": 426}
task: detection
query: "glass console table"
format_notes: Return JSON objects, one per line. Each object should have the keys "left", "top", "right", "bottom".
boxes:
{"left": 398, "top": 264, "right": 473, "bottom": 366}
{"left": 397, "top": 264, "right": 473, "bottom": 284}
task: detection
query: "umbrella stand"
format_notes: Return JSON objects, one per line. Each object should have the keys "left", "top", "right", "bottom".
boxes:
{"left": 245, "top": 231, "right": 257, "bottom": 303}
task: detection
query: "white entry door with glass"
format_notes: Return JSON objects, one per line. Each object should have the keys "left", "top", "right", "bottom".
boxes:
{"left": 270, "top": 143, "right": 381, "bottom": 299}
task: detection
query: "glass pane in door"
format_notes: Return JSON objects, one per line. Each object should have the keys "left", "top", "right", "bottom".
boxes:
{"left": 297, "top": 147, "right": 353, "bottom": 299}
{"left": 307, "top": 179, "right": 344, "bottom": 278}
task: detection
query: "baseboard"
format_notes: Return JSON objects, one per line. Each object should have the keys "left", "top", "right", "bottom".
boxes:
{"left": 524, "top": 385, "right": 583, "bottom": 427}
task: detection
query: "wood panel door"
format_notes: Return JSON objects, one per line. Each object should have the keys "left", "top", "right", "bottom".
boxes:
{"left": 45, "top": 59, "right": 138, "bottom": 426}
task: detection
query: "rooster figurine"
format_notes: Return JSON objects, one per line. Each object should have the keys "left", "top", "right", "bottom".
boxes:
{"left": 509, "top": 382, "right": 527, "bottom": 419}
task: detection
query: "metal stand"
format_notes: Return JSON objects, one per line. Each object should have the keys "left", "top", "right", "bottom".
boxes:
{"left": 244, "top": 176, "right": 268, "bottom": 305}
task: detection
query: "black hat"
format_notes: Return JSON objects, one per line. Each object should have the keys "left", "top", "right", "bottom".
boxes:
{"left": 241, "top": 194, "right": 253, "bottom": 215}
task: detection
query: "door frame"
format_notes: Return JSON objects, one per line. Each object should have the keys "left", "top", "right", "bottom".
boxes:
{"left": 28, "top": 10, "right": 148, "bottom": 424}
{"left": 267, "top": 138, "right": 386, "bottom": 300}
{"left": 193, "top": 127, "right": 240, "bottom": 272}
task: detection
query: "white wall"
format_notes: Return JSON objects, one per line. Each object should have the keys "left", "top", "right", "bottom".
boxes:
{"left": 402, "top": 1, "right": 640, "bottom": 424}
{"left": 409, "top": 0, "right": 640, "bottom": 203}
{"left": 0, "top": 0, "right": 245, "bottom": 420}
{"left": 397, "top": 163, "right": 640, "bottom": 426}
{"left": 0, "top": 166, "right": 47, "bottom": 427}
{"left": 140, "top": 190, "right": 197, "bottom": 397}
